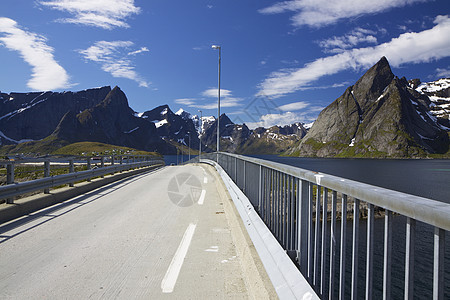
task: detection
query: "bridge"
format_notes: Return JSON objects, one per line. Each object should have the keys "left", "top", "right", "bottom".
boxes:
{"left": 0, "top": 153, "right": 448, "bottom": 299}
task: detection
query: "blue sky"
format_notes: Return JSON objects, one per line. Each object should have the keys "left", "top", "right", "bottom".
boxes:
{"left": 0, "top": 0, "right": 449, "bottom": 128}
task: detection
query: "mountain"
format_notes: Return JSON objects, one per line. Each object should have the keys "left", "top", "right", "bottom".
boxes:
{"left": 0, "top": 85, "right": 307, "bottom": 156}
{"left": 0, "top": 86, "right": 111, "bottom": 145}
{"left": 52, "top": 87, "right": 175, "bottom": 153}
{"left": 0, "top": 86, "right": 176, "bottom": 154}
{"left": 415, "top": 78, "right": 450, "bottom": 129}
{"left": 141, "top": 105, "right": 200, "bottom": 151}
{"left": 289, "top": 57, "right": 450, "bottom": 158}
{"left": 199, "top": 114, "right": 305, "bottom": 154}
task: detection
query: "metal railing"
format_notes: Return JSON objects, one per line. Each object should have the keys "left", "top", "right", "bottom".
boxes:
{"left": 0, "top": 155, "right": 164, "bottom": 203}
{"left": 201, "top": 152, "right": 449, "bottom": 299}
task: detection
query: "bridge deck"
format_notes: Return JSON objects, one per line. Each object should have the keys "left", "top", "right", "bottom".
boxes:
{"left": 0, "top": 164, "right": 274, "bottom": 299}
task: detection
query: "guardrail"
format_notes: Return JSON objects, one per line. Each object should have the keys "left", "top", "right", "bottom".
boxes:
{"left": 0, "top": 155, "right": 164, "bottom": 203}
{"left": 201, "top": 152, "right": 449, "bottom": 299}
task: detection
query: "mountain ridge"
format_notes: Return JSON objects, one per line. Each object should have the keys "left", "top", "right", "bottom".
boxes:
{"left": 289, "top": 57, "right": 449, "bottom": 158}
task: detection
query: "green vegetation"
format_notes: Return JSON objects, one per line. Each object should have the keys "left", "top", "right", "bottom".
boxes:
{"left": 53, "top": 142, "right": 160, "bottom": 157}
{"left": 0, "top": 136, "right": 70, "bottom": 156}
{"left": 0, "top": 140, "right": 161, "bottom": 158}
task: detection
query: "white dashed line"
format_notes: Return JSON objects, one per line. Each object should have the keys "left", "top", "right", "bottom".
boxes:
{"left": 198, "top": 189, "right": 206, "bottom": 205}
{"left": 161, "top": 223, "right": 197, "bottom": 293}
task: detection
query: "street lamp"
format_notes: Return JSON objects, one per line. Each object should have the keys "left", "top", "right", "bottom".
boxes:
{"left": 198, "top": 110, "right": 202, "bottom": 162}
{"left": 212, "top": 45, "right": 221, "bottom": 162}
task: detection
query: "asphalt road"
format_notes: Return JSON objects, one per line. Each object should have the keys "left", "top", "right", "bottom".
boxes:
{"left": 0, "top": 165, "right": 254, "bottom": 299}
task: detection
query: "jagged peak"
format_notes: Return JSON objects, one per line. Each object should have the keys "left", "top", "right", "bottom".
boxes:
{"left": 352, "top": 56, "right": 395, "bottom": 107}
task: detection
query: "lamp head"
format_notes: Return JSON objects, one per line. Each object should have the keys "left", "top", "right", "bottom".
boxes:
{"left": 211, "top": 45, "right": 221, "bottom": 49}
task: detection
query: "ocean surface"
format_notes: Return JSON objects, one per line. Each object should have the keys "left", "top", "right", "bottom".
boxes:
{"left": 250, "top": 155, "right": 450, "bottom": 203}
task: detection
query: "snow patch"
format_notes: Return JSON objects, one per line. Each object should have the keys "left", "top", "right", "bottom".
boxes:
{"left": 304, "top": 122, "right": 314, "bottom": 129}
{"left": 124, "top": 127, "right": 139, "bottom": 134}
{"left": 154, "top": 119, "right": 168, "bottom": 128}
{"left": 349, "top": 138, "right": 355, "bottom": 147}
{"left": 0, "top": 130, "right": 34, "bottom": 144}
{"left": 0, "top": 98, "right": 47, "bottom": 120}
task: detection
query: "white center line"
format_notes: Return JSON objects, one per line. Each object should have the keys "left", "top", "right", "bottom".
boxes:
{"left": 198, "top": 189, "right": 206, "bottom": 205}
{"left": 204, "top": 176, "right": 208, "bottom": 184}
{"left": 161, "top": 223, "right": 197, "bottom": 293}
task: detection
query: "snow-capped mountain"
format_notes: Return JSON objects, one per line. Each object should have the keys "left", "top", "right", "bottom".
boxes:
{"left": 415, "top": 78, "right": 450, "bottom": 129}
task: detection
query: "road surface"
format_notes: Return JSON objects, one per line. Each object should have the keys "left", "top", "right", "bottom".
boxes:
{"left": 0, "top": 164, "right": 271, "bottom": 299}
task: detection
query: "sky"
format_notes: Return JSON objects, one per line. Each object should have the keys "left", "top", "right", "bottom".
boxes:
{"left": 0, "top": 0, "right": 449, "bottom": 128}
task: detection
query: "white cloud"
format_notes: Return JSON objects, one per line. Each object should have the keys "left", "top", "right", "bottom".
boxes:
{"left": 258, "top": 15, "right": 450, "bottom": 98}
{"left": 79, "top": 40, "right": 150, "bottom": 87}
{"left": 0, "top": 17, "right": 71, "bottom": 91}
{"left": 201, "top": 88, "right": 233, "bottom": 98}
{"left": 38, "top": 0, "right": 141, "bottom": 29}
{"left": 259, "top": 0, "right": 428, "bottom": 28}
{"left": 128, "top": 47, "right": 149, "bottom": 56}
{"left": 319, "top": 27, "right": 378, "bottom": 54}
{"left": 436, "top": 67, "right": 450, "bottom": 78}
{"left": 246, "top": 111, "right": 311, "bottom": 129}
{"left": 278, "top": 101, "right": 309, "bottom": 111}
{"left": 175, "top": 98, "right": 196, "bottom": 106}
{"left": 175, "top": 88, "right": 242, "bottom": 110}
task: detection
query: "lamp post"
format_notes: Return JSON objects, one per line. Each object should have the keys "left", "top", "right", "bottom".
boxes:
{"left": 198, "top": 110, "right": 202, "bottom": 162}
{"left": 188, "top": 131, "right": 191, "bottom": 161}
{"left": 212, "top": 45, "right": 221, "bottom": 162}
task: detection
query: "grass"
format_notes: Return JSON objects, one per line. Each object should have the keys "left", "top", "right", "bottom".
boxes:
{"left": 53, "top": 142, "right": 160, "bottom": 157}
{"left": 0, "top": 140, "right": 161, "bottom": 158}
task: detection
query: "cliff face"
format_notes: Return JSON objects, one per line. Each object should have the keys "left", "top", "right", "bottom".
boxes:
{"left": 0, "top": 86, "right": 111, "bottom": 144}
{"left": 291, "top": 57, "right": 449, "bottom": 157}
{"left": 52, "top": 87, "right": 175, "bottom": 153}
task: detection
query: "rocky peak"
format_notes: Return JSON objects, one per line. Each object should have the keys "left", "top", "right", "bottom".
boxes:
{"left": 352, "top": 56, "right": 395, "bottom": 113}
{"left": 291, "top": 57, "right": 449, "bottom": 158}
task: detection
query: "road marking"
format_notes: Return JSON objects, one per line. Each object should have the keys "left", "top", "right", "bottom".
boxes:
{"left": 161, "top": 223, "right": 197, "bottom": 293}
{"left": 204, "top": 176, "right": 208, "bottom": 184}
{"left": 198, "top": 189, "right": 206, "bottom": 205}
{"left": 205, "top": 246, "right": 219, "bottom": 252}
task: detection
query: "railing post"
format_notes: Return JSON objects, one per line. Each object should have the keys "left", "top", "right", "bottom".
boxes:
{"left": 6, "top": 163, "right": 15, "bottom": 204}
{"left": 320, "top": 187, "right": 328, "bottom": 297}
{"left": 366, "top": 203, "right": 374, "bottom": 300}
{"left": 44, "top": 160, "right": 50, "bottom": 194}
{"left": 383, "top": 210, "right": 392, "bottom": 300}
{"left": 101, "top": 156, "right": 105, "bottom": 178}
{"left": 308, "top": 182, "right": 314, "bottom": 282}
{"left": 258, "top": 164, "right": 262, "bottom": 213}
{"left": 404, "top": 217, "right": 415, "bottom": 300}
{"left": 339, "top": 194, "right": 347, "bottom": 300}
{"left": 87, "top": 157, "right": 91, "bottom": 182}
{"left": 329, "top": 190, "right": 337, "bottom": 300}
{"left": 234, "top": 157, "right": 237, "bottom": 182}
{"left": 314, "top": 185, "right": 321, "bottom": 289}
{"left": 243, "top": 160, "right": 246, "bottom": 193}
{"left": 69, "top": 159, "right": 74, "bottom": 187}
{"left": 352, "top": 199, "right": 360, "bottom": 300}
{"left": 433, "top": 227, "right": 445, "bottom": 300}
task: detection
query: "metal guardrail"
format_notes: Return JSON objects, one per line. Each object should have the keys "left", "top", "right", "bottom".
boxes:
{"left": 201, "top": 152, "right": 448, "bottom": 300}
{"left": 0, "top": 155, "right": 164, "bottom": 202}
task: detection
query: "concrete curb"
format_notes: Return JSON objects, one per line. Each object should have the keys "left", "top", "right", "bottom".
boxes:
{"left": 0, "top": 165, "right": 162, "bottom": 225}
{"left": 202, "top": 160, "right": 319, "bottom": 300}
